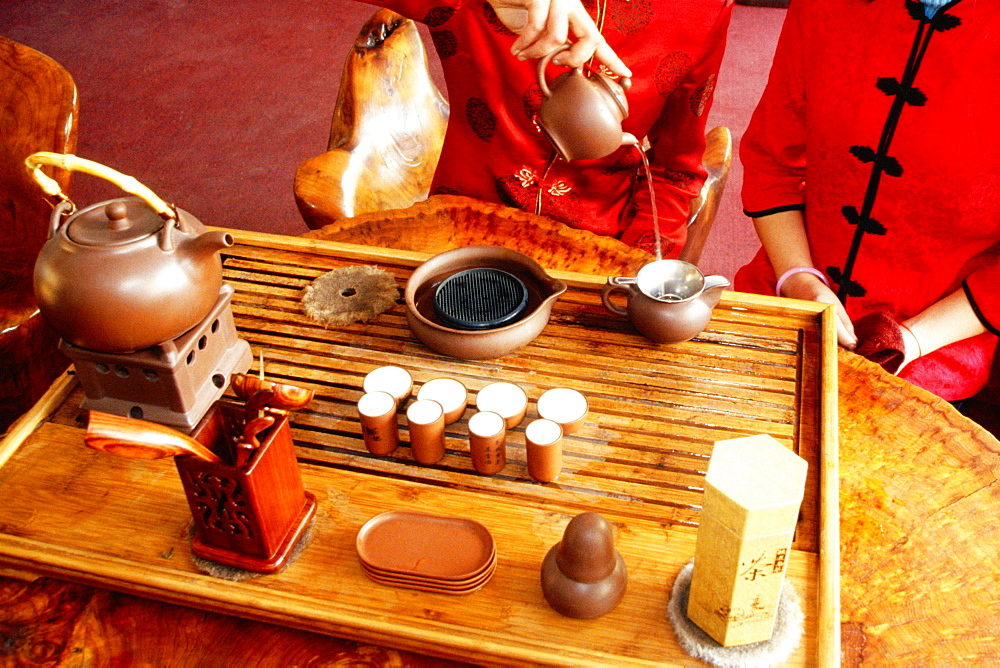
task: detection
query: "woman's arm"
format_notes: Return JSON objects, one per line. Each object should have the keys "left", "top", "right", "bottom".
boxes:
{"left": 758, "top": 209, "right": 990, "bottom": 370}
{"left": 753, "top": 209, "right": 858, "bottom": 349}
{"left": 898, "top": 289, "right": 987, "bottom": 372}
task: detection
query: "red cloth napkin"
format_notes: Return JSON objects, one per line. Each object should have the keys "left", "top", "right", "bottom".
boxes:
{"left": 853, "top": 311, "right": 906, "bottom": 374}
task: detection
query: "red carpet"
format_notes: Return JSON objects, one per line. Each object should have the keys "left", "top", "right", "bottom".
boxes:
{"left": 1, "top": 1, "right": 784, "bottom": 279}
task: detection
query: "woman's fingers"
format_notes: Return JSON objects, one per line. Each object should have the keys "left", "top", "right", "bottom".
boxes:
{"left": 784, "top": 273, "right": 857, "bottom": 349}
{"left": 510, "top": 0, "right": 565, "bottom": 57}
{"left": 555, "top": 34, "right": 630, "bottom": 77}
{"left": 818, "top": 293, "right": 857, "bottom": 350}
{"left": 592, "top": 38, "right": 631, "bottom": 78}
{"left": 502, "top": 0, "right": 630, "bottom": 77}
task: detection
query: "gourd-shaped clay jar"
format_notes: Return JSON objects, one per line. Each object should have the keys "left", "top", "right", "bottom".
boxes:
{"left": 540, "top": 512, "right": 627, "bottom": 619}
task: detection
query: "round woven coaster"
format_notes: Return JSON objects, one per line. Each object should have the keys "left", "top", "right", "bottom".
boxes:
{"left": 302, "top": 265, "right": 400, "bottom": 326}
{"left": 188, "top": 521, "right": 315, "bottom": 582}
{"left": 666, "top": 559, "right": 804, "bottom": 667}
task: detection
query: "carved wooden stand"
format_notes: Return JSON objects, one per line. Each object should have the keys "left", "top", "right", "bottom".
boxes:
{"left": 60, "top": 284, "right": 252, "bottom": 432}
{"left": 175, "top": 402, "right": 316, "bottom": 574}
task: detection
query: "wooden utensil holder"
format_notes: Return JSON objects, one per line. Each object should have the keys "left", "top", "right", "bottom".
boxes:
{"left": 175, "top": 401, "right": 316, "bottom": 574}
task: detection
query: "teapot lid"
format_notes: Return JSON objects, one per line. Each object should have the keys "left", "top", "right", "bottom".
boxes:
{"left": 593, "top": 73, "right": 630, "bottom": 118}
{"left": 67, "top": 199, "right": 165, "bottom": 247}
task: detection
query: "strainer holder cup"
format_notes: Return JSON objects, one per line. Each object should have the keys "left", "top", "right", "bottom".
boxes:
{"left": 175, "top": 401, "right": 317, "bottom": 574}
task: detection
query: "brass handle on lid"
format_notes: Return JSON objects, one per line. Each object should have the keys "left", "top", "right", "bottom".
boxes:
{"left": 25, "top": 152, "right": 175, "bottom": 221}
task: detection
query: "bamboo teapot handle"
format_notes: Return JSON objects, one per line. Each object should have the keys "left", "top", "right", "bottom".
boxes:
{"left": 25, "top": 152, "right": 175, "bottom": 221}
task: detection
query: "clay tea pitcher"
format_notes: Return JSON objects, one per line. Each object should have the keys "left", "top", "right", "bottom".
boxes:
{"left": 536, "top": 45, "right": 638, "bottom": 161}
{"left": 27, "top": 153, "right": 234, "bottom": 353}
{"left": 602, "top": 260, "right": 730, "bottom": 343}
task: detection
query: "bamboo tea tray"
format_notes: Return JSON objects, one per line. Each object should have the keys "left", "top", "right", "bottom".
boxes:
{"left": 0, "top": 231, "right": 839, "bottom": 666}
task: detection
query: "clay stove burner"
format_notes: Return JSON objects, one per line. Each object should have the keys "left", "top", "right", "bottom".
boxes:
{"left": 61, "top": 284, "right": 252, "bottom": 432}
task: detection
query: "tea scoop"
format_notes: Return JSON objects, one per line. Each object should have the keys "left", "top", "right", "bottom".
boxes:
{"left": 84, "top": 410, "right": 221, "bottom": 463}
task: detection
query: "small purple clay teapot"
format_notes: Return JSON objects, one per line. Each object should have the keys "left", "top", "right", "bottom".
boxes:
{"left": 26, "top": 152, "right": 234, "bottom": 353}
{"left": 536, "top": 45, "right": 638, "bottom": 161}
{"left": 602, "top": 260, "right": 730, "bottom": 343}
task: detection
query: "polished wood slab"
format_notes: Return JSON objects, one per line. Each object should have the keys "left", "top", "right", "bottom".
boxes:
{"left": 837, "top": 353, "right": 1000, "bottom": 664}
{"left": 0, "top": 230, "right": 839, "bottom": 665}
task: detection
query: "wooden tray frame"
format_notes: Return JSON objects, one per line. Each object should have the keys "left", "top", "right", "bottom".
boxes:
{"left": 0, "top": 231, "right": 839, "bottom": 666}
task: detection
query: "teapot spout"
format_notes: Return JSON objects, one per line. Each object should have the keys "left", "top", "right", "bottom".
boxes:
{"left": 191, "top": 229, "right": 235, "bottom": 257}
{"left": 622, "top": 132, "right": 639, "bottom": 148}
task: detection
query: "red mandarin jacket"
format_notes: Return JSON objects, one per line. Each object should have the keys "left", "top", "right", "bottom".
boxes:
{"left": 355, "top": 0, "right": 733, "bottom": 256}
{"left": 736, "top": 0, "right": 1000, "bottom": 400}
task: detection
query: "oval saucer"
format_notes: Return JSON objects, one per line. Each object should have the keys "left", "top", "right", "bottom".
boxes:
{"left": 356, "top": 510, "right": 496, "bottom": 581}
{"left": 360, "top": 550, "right": 496, "bottom": 587}
{"left": 360, "top": 559, "right": 496, "bottom": 594}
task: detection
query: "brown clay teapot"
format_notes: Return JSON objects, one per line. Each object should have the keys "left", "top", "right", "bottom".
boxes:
{"left": 26, "top": 153, "right": 234, "bottom": 353}
{"left": 536, "top": 45, "right": 638, "bottom": 161}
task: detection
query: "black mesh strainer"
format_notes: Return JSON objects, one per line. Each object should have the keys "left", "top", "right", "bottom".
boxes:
{"left": 433, "top": 268, "right": 530, "bottom": 330}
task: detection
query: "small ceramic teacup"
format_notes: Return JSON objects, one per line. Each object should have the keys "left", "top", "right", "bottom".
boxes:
{"left": 537, "top": 387, "right": 588, "bottom": 436}
{"left": 417, "top": 377, "right": 468, "bottom": 425}
{"left": 525, "top": 418, "right": 563, "bottom": 483}
{"left": 468, "top": 410, "right": 507, "bottom": 475}
{"left": 475, "top": 382, "right": 528, "bottom": 429}
{"left": 357, "top": 391, "right": 399, "bottom": 456}
{"left": 601, "top": 260, "right": 729, "bottom": 343}
{"left": 406, "top": 399, "right": 446, "bottom": 465}
{"left": 363, "top": 366, "right": 413, "bottom": 407}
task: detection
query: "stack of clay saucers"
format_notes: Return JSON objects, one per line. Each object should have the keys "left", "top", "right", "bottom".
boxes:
{"left": 356, "top": 509, "right": 497, "bottom": 595}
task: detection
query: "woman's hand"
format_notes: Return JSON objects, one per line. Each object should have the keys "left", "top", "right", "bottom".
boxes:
{"left": 780, "top": 271, "right": 858, "bottom": 349}
{"left": 751, "top": 210, "right": 857, "bottom": 349}
{"left": 488, "top": 0, "right": 631, "bottom": 77}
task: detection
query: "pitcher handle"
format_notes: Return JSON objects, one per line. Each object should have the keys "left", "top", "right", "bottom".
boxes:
{"left": 25, "top": 152, "right": 176, "bottom": 222}
{"left": 537, "top": 43, "right": 573, "bottom": 99}
{"left": 601, "top": 278, "right": 633, "bottom": 316}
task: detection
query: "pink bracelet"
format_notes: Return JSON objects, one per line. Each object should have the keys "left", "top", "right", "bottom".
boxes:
{"left": 775, "top": 266, "right": 831, "bottom": 297}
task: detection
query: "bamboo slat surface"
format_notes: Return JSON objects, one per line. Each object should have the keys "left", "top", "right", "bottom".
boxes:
{"left": 0, "top": 231, "right": 838, "bottom": 666}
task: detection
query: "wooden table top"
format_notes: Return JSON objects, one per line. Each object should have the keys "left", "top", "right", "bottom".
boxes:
{"left": 1, "top": 230, "right": 996, "bottom": 666}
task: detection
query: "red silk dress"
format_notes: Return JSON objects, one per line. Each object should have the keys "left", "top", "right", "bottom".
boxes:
{"left": 356, "top": 0, "right": 733, "bottom": 257}
{"left": 736, "top": 0, "right": 1000, "bottom": 401}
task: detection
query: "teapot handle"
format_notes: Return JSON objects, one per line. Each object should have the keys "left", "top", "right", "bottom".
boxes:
{"left": 537, "top": 43, "right": 574, "bottom": 99}
{"left": 47, "top": 199, "right": 74, "bottom": 239}
{"left": 25, "top": 152, "right": 176, "bottom": 222}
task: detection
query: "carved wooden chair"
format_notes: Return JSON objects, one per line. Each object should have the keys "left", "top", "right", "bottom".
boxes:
{"left": 678, "top": 125, "right": 731, "bottom": 265}
{"left": 295, "top": 9, "right": 731, "bottom": 270}
{"left": 0, "top": 37, "right": 78, "bottom": 432}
